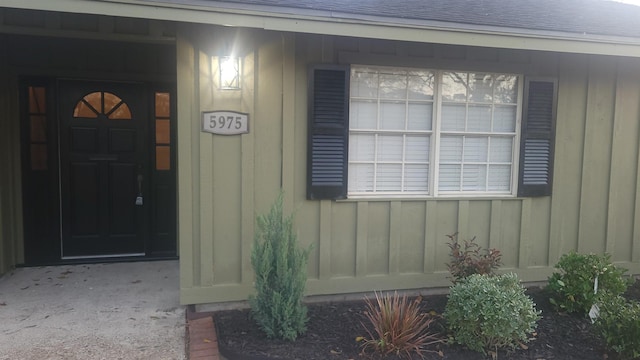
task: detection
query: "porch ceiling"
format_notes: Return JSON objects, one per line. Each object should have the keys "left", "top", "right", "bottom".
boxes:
{"left": 1, "top": 0, "right": 640, "bottom": 58}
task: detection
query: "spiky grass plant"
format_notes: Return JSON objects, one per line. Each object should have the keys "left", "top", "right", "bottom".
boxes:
{"left": 360, "top": 291, "right": 442, "bottom": 359}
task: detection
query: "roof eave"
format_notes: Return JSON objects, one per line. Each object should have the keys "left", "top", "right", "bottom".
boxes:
{"left": 3, "top": 0, "right": 640, "bottom": 57}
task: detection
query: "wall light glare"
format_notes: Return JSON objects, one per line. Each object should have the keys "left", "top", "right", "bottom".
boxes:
{"left": 219, "top": 56, "right": 240, "bottom": 90}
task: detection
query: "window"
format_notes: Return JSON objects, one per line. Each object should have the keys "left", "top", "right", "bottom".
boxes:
{"left": 307, "top": 65, "right": 556, "bottom": 200}
{"left": 27, "top": 86, "right": 48, "bottom": 170}
{"left": 349, "top": 67, "right": 520, "bottom": 197}
{"left": 73, "top": 91, "right": 132, "bottom": 120}
{"left": 154, "top": 92, "right": 171, "bottom": 170}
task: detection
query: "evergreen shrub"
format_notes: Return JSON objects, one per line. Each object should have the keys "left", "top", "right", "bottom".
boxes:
{"left": 249, "top": 194, "right": 310, "bottom": 341}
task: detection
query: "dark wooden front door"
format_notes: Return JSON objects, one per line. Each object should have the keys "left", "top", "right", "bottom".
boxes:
{"left": 58, "top": 80, "right": 149, "bottom": 258}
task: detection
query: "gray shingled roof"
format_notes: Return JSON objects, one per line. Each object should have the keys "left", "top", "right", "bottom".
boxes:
{"left": 205, "top": 0, "right": 640, "bottom": 39}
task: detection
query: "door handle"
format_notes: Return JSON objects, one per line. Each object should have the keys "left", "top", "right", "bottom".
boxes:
{"left": 136, "top": 174, "right": 143, "bottom": 206}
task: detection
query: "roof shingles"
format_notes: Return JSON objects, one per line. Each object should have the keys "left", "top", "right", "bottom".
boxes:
{"left": 207, "top": 0, "right": 640, "bottom": 39}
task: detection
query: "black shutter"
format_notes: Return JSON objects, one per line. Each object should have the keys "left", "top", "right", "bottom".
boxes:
{"left": 307, "top": 64, "right": 350, "bottom": 200}
{"left": 518, "top": 78, "right": 557, "bottom": 197}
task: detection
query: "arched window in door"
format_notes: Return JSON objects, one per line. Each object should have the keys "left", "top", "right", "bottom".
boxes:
{"left": 73, "top": 91, "right": 132, "bottom": 120}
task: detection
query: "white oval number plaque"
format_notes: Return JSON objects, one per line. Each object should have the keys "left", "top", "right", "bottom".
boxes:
{"left": 202, "top": 111, "right": 249, "bottom": 135}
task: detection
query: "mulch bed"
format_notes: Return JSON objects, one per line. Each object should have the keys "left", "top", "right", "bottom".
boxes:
{"left": 215, "top": 278, "right": 640, "bottom": 360}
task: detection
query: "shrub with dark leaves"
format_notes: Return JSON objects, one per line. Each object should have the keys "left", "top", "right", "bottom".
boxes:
{"left": 446, "top": 233, "right": 502, "bottom": 283}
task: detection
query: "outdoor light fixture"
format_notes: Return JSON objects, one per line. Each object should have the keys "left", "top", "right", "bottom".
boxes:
{"left": 219, "top": 56, "right": 240, "bottom": 90}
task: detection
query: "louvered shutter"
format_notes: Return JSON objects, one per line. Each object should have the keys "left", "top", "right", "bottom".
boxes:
{"left": 307, "top": 65, "right": 350, "bottom": 200}
{"left": 518, "top": 78, "right": 557, "bottom": 197}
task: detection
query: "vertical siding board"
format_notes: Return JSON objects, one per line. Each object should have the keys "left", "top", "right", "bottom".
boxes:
{"left": 199, "top": 52, "right": 215, "bottom": 286}
{"left": 356, "top": 201, "right": 369, "bottom": 277}
{"left": 294, "top": 36, "right": 321, "bottom": 278}
{"left": 389, "top": 201, "right": 402, "bottom": 275}
{"left": 500, "top": 200, "right": 522, "bottom": 268}
{"left": 457, "top": 200, "right": 469, "bottom": 240}
{"left": 529, "top": 197, "right": 552, "bottom": 266}
{"left": 330, "top": 203, "right": 357, "bottom": 277}
{"left": 489, "top": 200, "right": 502, "bottom": 252}
{"left": 300, "top": 204, "right": 321, "bottom": 279}
{"left": 606, "top": 60, "right": 640, "bottom": 262}
{"left": 548, "top": 53, "right": 588, "bottom": 262}
{"left": 177, "top": 31, "right": 196, "bottom": 290}
{"left": 424, "top": 201, "right": 438, "bottom": 273}
{"left": 636, "top": 151, "right": 640, "bottom": 263}
{"left": 319, "top": 200, "right": 332, "bottom": 280}
{"left": 578, "top": 56, "right": 616, "bottom": 254}
{"left": 518, "top": 198, "right": 532, "bottom": 268}
{"left": 211, "top": 141, "right": 243, "bottom": 284}
{"left": 254, "top": 39, "right": 283, "bottom": 213}
{"left": 435, "top": 201, "right": 458, "bottom": 272}
{"left": 399, "top": 202, "right": 426, "bottom": 274}
{"left": 468, "top": 201, "right": 491, "bottom": 249}
{"left": 631, "top": 61, "right": 640, "bottom": 263}
{"left": 281, "top": 33, "right": 296, "bottom": 213}
{"left": 368, "top": 202, "right": 391, "bottom": 275}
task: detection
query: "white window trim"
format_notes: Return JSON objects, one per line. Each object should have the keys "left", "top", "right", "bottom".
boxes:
{"left": 347, "top": 65, "right": 523, "bottom": 199}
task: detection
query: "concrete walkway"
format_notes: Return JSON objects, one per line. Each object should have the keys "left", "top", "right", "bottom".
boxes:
{"left": 0, "top": 260, "right": 185, "bottom": 360}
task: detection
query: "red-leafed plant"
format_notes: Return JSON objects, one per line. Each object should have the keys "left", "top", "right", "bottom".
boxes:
{"left": 446, "top": 232, "right": 502, "bottom": 283}
{"left": 360, "top": 291, "right": 442, "bottom": 359}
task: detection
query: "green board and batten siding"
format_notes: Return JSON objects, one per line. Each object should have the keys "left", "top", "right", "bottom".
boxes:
{"left": 178, "top": 27, "right": 640, "bottom": 304}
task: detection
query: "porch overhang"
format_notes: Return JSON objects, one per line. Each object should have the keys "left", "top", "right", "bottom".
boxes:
{"left": 2, "top": 0, "right": 640, "bottom": 58}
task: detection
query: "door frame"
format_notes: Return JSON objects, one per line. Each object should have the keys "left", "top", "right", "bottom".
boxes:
{"left": 20, "top": 76, "right": 178, "bottom": 264}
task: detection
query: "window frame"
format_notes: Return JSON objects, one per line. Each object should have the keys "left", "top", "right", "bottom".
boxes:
{"left": 347, "top": 65, "right": 523, "bottom": 199}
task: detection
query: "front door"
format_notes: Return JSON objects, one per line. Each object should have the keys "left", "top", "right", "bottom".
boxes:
{"left": 58, "top": 80, "right": 149, "bottom": 258}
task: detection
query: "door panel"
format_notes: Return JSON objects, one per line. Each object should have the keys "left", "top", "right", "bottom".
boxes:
{"left": 59, "top": 80, "right": 148, "bottom": 258}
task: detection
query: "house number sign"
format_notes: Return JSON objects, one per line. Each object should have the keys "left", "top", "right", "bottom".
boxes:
{"left": 202, "top": 111, "right": 249, "bottom": 135}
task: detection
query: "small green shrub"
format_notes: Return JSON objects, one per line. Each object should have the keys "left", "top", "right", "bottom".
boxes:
{"left": 446, "top": 233, "right": 502, "bottom": 283}
{"left": 546, "top": 252, "right": 629, "bottom": 314}
{"left": 444, "top": 273, "right": 540, "bottom": 355}
{"left": 594, "top": 293, "right": 640, "bottom": 360}
{"left": 360, "top": 291, "right": 442, "bottom": 359}
{"left": 249, "top": 194, "right": 311, "bottom": 341}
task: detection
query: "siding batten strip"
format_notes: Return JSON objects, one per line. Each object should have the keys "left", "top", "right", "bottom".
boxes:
{"left": 389, "top": 201, "right": 402, "bottom": 275}
{"left": 424, "top": 201, "right": 437, "bottom": 273}
{"left": 319, "top": 200, "right": 332, "bottom": 280}
{"left": 356, "top": 202, "right": 369, "bottom": 277}
{"left": 519, "top": 198, "right": 532, "bottom": 268}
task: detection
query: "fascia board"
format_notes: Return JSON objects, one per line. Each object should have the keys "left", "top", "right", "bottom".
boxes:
{"left": 2, "top": 0, "right": 640, "bottom": 57}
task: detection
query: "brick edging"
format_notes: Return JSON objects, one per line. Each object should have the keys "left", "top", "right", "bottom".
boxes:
{"left": 187, "top": 306, "right": 220, "bottom": 360}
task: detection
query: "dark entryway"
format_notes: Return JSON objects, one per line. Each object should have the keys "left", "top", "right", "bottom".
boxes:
{"left": 21, "top": 76, "right": 177, "bottom": 263}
